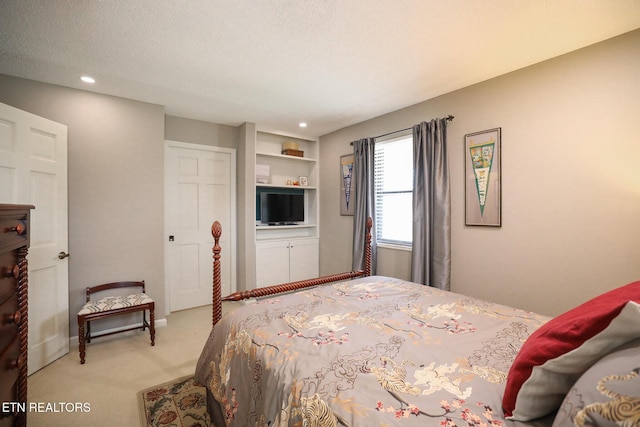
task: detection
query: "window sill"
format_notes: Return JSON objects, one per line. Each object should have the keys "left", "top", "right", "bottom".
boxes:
{"left": 377, "top": 242, "right": 412, "bottom": 252}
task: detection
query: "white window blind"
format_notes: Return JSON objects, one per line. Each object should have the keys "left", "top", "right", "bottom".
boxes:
{"left": 374, "top": 134, "right": 413, "bottom": 246}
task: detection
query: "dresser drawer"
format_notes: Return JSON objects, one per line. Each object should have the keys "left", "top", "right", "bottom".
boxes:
{"left": 0, "top": 336, "right": 19, "bottom": 420}
{"left": 0, "top": 216, "right": 29, "bottom": 254}
{"left": 0, "top": 339, "right": 18, "bottom": 395}
{"left": 0, "top": 250, "right": 19, "bottom": 303}
{"left": 0, "top": 293, "right": 19, "bottom": 352}
{"left": 0, "top": 372, "right": 18, "bottom": 421}
{"left": 0, "top": 331, "right": 19, "bottom": 372}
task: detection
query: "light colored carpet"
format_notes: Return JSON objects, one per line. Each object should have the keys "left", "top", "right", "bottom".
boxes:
{"left": 27, "top": 303, "right": 236, "bottom": 427}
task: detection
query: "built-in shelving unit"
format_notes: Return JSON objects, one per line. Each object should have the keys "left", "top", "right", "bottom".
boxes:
{"left": 254, "top": 131, "right": 319, "bottom": 241}
{"left": 236, "top": 125, "right": 321, "bottom": 291}
{"left": 251, "top": 130, "right": 320, "bottom": 287}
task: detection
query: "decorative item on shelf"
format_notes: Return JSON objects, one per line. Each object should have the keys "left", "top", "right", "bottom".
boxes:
{"left": 282, "top": 148, "right": 304, "bottom": 157}
{"left": 281, "top": 141, "right": 304, "bottom": 157}
{"left": 299, "top": 176, "right": 308, "bottom": 186}
{"left": 282, "top": 141, "right": 298, "bottom": 150}
{"left": 256, "top": 164, "right": 270, "bottom": 184}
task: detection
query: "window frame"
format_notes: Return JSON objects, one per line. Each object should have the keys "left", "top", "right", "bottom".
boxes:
{"left": 374, "top": 130, "right": 413, "bottom": 248}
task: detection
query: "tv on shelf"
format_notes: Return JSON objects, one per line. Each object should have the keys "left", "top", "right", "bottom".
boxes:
{"left": 260, "top": 193, "right": 304, "bottom": 225}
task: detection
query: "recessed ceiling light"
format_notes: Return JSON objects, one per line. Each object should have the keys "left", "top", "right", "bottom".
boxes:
{"left": 299, "top": 122, "right": 307, "bottom": 128}
{"left": 80, "top": 76, "right": 95, "bottom": 84}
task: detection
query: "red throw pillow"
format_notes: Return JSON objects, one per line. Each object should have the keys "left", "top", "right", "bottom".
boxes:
{"left": 502, "top": 281, "right": 640, "bottom": 421}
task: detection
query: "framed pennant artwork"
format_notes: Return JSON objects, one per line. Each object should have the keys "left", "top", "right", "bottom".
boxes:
{"left": 465, "top": 128, "right": 501, "bottom": 226}
{"left": 340, "top": 153, "right": 354, "bottom": 215}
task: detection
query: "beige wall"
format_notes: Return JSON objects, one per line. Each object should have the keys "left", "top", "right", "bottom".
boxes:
{"left": 319, "top": 29, "right": 640, "bottom": 317}
{"left": 0, "top": 75, "right": 165, "bottom": 336}
{"left": 165, "top": 115, "right": 238, "bottom": 150}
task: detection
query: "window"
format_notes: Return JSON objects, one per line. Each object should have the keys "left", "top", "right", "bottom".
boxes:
{"left": 374, "top": 133, "right": 413, "bottom": 246}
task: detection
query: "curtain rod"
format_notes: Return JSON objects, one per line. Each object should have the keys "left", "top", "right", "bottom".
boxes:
{"left": 350, "top": 115, "right": 454, "bottom": 144}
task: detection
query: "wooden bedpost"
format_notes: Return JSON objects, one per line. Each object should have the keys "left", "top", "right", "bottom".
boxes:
{"left": 211, "top": 221, "right": 222, "bottom": 327}
{"left": 364, "top": 217, "right": 372, "bottom": 277}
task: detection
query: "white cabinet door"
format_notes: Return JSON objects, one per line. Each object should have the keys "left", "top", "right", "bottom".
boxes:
{"left": 256, "top": 240, "right": 290, "bottom": 287}
{"left": 255, "top": 238, "right": 319, "bottom": 286}
{"left": 289, "top": 238, "right": 319, "bottom": 282}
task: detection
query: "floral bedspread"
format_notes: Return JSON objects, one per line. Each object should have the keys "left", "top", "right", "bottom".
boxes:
{"left": 195, "top": 276, "right": 551, "bottom": 427}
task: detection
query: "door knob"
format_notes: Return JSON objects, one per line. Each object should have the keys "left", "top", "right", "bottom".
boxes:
{"left": 58, "top": 251, "right": 70, "bottom": 259}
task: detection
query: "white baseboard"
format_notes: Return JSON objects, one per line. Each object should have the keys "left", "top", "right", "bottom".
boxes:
{"left": 69, "top": 318, "right": 167, "bottom": 347}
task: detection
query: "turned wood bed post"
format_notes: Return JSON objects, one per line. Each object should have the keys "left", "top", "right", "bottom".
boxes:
{"left": 211, "top": 221, "right": 223, "bottom": 327}
{"left": 364, "top": 216, "right": 372, "bottom": 277}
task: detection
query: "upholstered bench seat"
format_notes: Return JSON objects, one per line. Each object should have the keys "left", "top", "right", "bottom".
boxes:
{"left": 77, "top": 281, "right": 155, "bottom": 364}
{"left": 78, "top": 293, "right": 154, "bottom": 315}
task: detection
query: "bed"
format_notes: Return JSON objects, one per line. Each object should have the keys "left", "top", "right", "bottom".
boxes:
{"left": 195, "top": 220, "right": 640, "bottom": 427}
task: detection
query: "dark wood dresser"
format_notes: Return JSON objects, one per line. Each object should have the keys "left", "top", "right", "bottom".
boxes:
{"left": 0, "top": 204, "right": 33, "bottom": 427}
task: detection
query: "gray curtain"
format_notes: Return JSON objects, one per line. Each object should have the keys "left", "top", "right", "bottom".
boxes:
{"left": 352, "top": 137, "right": 377, "bottom": 274}
{"left": 411, "top": 119, "right": 451, "bottom": 289}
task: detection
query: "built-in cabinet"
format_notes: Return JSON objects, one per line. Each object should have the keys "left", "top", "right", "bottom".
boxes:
{"left": 244, "top": 130, "right": 319, "bottom": 289}
{"left": 255, "top": 238, "right": 319, "bottom": 287}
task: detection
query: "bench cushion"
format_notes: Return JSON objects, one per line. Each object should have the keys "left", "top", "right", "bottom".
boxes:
{"left": 78, "top": 293, "right": 154, "bottom": 316}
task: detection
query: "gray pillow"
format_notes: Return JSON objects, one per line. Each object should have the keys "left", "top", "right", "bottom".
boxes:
{"left": 552, "top": 339, "right": 640, "bottom": 427}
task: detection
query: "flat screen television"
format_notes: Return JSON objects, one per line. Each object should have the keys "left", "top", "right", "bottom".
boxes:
{"left": 260, "top": 193, "right": 304, "bottom": 224}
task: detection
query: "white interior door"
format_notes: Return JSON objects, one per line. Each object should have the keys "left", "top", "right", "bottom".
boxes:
{"left": 165, "top": 140, "right": 236, "bottom": 312}
{"left": 0, "top": 102, "right": 69, "bottom": 375}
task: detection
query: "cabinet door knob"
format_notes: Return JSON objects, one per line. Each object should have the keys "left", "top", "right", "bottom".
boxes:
{"left": 4, "top": 265, "right": 19, "bottom": 279}
{"left": 3, "top": 310, "right": 21, "bottom": 325}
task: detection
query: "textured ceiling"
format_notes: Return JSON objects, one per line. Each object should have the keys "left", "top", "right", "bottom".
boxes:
{"left": 1, "top": 0, "right": 640, "bottom": 138}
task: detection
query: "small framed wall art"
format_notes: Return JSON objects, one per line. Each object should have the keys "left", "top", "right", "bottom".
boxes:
{"left": 340, "top": 153, "right": 354, "bottom": 216}
{"left": 465, "top": 128, "right": 501, "bottom": 226}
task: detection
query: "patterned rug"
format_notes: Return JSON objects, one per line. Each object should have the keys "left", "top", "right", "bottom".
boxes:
{"left": 138, "top": 375, "right": 211, "bottom": 427}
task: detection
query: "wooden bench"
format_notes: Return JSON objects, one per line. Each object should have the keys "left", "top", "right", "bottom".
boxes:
{"left": 77, "top": 281, "right": 155, "bottom": 364}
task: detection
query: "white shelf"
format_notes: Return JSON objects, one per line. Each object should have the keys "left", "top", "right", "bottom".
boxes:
{"left": 255, "top": 223, "right": 318, "bottom": 241}
{"left": 256, "top": 223, "right": 317, "bottom": 230}
{"left": 256, "top": 183, "right": 317, "bottom": 190}
{"left": 257, "top": 151, "right": 317, "bottom": 162}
